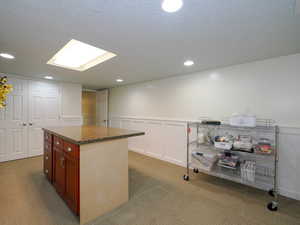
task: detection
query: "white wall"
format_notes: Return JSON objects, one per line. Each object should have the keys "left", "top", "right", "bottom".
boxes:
{"left": 110, "top": 54, "right": 300, "bottom": 127}
{"left": 61, "top": 83, "right": 82, "bottom": 118}
{"left": 109, "top": 53, "right": 300, "bottom": 200}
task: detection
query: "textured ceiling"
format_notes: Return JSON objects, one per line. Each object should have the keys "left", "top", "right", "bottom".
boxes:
{"left": 0, "top": 0, "right": 300, "bottom": 89}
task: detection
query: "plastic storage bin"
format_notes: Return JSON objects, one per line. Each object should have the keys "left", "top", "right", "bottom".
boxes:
{"left": 192, "top": 149, "right": 218, "bottom": 171}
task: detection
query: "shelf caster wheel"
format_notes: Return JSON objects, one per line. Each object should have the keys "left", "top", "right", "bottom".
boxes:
{"left": 183, "top": 175, "right": 189, "bottom": 181}
{"left": 268, "top": 189, "right": 275, "bottom": 197}
{"left": 267, "top": 201, "right": 278, "bottom": 211}
{"left": 193, "top": 168, "right": 199, "bottom": 173}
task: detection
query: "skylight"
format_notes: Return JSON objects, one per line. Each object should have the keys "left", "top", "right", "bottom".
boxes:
{"left": 47, "top": 39, "right": 116, "bottom": 71}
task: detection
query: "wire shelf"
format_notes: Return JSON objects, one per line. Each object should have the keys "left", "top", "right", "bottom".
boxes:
{"left": 184, "top": 118, "right": 279, "bottom": 210}
{"left": 191, "top": 163, "right": 274, "bottom": 191}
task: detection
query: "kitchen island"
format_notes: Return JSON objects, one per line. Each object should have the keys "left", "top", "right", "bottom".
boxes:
{"left": 42, "top": 126, "right": 144, "bottom": 225}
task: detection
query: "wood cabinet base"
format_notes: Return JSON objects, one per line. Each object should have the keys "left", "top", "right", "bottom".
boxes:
{"left": 44, "top": 131, "right": 129, "bottom": 224}
{"left": 52, "top": 137, "right": 80, "bottom": 215}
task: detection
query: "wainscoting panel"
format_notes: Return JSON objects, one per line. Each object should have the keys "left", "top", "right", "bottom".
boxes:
{"left": 163, "top": 122, "right": 187, "bottom": 166}
{"left": 144, "top": 121, "right": 164, "bottom": 159}
{"left": 110, "top": 119, "right": 121, "bottom": 129}
{"left": 110, "top": 117, "right": 300, "bottom": 200}
{"left": 126, "top": 120, "right": 147, "bottom": 154}
{"left": 277, "top": 127, "right": 300, "bottom": 200}
{"left": 110, "top": 118, "right": 189, "bottom": 166}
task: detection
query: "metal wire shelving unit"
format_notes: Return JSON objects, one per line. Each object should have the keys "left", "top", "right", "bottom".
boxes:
{"left": 183, "top": 119, "right": 279, "bottom": 211}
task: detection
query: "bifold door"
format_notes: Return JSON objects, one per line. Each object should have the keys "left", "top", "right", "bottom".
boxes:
{"left": 0, "top": 76, "right": 60, "bottom": 162}
{"left": 28, "top": 81, "right": 60, "bottom": 157}
{"left": 0, "top": 78, "right": 28, "bottom": 162}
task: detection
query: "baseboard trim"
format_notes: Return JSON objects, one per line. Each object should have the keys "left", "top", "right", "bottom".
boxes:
{"left": 278, "top": 187, "right": 300, "bottom": 201}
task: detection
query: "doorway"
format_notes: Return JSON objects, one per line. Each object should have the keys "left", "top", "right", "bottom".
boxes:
{"left": 82, "top": 91, "right": 96, "bottom": 125}
{"left": 81, "top": 89, "right": 108, "bottom": 127}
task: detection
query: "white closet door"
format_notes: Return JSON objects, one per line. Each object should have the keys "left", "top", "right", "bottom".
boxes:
{"left": 28, "top": 81, "right": 60, "bottom": 157}
{"left": 0, "top": 78, "right": 28, "bottom": 162}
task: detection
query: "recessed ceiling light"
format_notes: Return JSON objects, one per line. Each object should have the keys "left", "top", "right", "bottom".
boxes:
{"left": 0, "top": 53, "right": 15, "bottom": 59}
{"left": 44, "top": 76, "right": 53, "bottom": 80}
{"left": 162, "top": 0, "right": 183, "bottom": 13}
{"left": 116, "top": 78, "right": 124, "bottom": 82}
{"left": 47, "top": 39, "right": 116, "bottom": 71}
{"left": 184, "top": 60, "right": 194, "bottom": 66}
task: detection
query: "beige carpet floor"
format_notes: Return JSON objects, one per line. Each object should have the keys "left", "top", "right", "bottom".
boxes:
{"left": 0, "top": 151, "right": 299, "bottom": 225}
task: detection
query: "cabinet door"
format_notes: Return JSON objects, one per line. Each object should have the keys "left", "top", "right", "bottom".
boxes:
{"left": 65, "top": 156, "right": 79, "bottom": 215}
{"left": 54, "top": 148, "right": 66, "bottom": 197}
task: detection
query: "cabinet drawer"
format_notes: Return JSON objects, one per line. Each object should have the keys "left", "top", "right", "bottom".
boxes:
{"left": 44, "top": 132, "right": 52, "bottom": 143}
{"left": 53, "top": 136, "right": 63, "bottom": 149}
{"left": 64, "top": 141, "right": 79, "bottom": 159}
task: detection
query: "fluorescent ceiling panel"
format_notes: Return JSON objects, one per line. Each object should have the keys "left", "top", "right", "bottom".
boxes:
{"left": 47, "top": 39, "right": 116, "bottom": 71}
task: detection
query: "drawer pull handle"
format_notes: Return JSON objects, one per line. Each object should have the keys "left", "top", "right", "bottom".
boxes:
{"left": 45, "top": 169, "right": 48, "bottom": 174}
{"left": 60, "top": 157, "right": 65, "bottom": 168}
{"left": 45, "top": 156, "right": 48, "bottom": 160}
{"left": 56, "top": 141, "right": 59, "bottom": 145}
{"left": 67, "top": 147, "right": 72, "bottom": 152}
